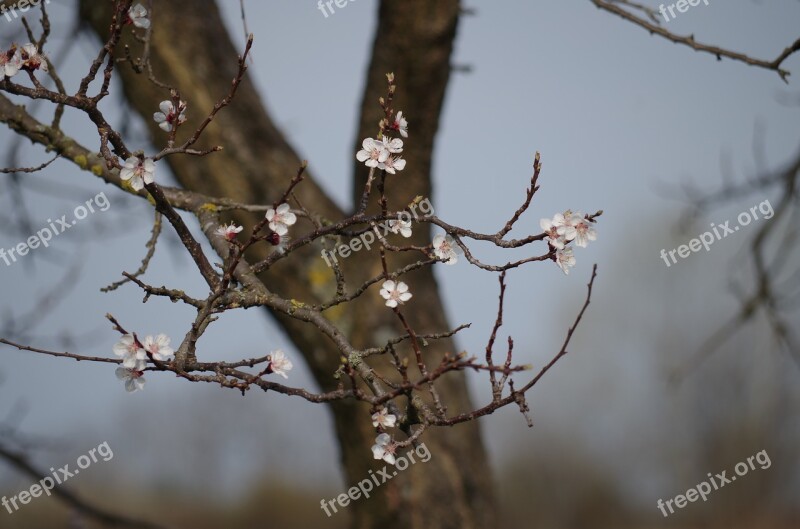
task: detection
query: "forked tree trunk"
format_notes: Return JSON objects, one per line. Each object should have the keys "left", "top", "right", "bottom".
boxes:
{"left": 79, "top": 1, "right": 496, "bottom": 527}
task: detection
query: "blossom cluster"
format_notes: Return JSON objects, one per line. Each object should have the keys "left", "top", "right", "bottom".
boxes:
{"left": 111, "top": 332, "right": 293, "bottom": 392}
{"left": 356, "top": 112, "right": 408, "bottom": 174}
{"left": 214, "top": 202, "right": 297, "bottom": 247}
{"left": 119, "top": 98, "right": 191, "bottom": 190}
{"left": 371, "top": 407, "right": 398, "bottom": 464}
{"left": 1, "top": 3, "right": 146, "bottom": 81}
{"left": 355, "top": 110, "right": 462, "bottom": 310}
{"left": 0, "top": 43, "right": 47, "bottom": 81}
{"left": 117, "top": 99, "right": 191, "bottom": 191}
{"left": 540, "top": 210, "right": 598, "bottom": 275}
{"left": 112, "top": 333, "right": 174, "bottom": 392}
{"left": 376, "top": 234, "right": 459, "bottom": 308}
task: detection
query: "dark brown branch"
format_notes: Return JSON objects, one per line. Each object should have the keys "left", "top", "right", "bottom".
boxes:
{"left": 592, "top": 0, "right": 799, "bottom": 81}
{"left": 0, "top": 338, "right": 121, "bottom": 364}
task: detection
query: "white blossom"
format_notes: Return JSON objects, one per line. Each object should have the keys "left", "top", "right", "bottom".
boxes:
{"left": 1, "top": 48, "right": 22, "bottom": 79}
{"left": 432, "top": 234, "right": 459, "bottom": 265}
{"left": 153, "top": 100, "right": 187, "bottom": 132}
{"left": 380, "top": 280, "right": 412, "bottom": 308}
{"left": 120, "top": 157, "right": 155, "bottom": 191}
{"left": 371, "top": 433, "right": 396, "bottom": 465}
{"left": 380, "top": 155, "right": 406, "bottom": 174}
{"left": 553, "top": 211, "right": 578, "bottom": 241}
{"left": 113, "top": 334, "right": 147, "bottom": 369}
{"left": 128, "top": 3, "right": 151, "bottom": 29}
{"left": 115, "top": 367, "right": 146, "bottom": 393}
{"left": 356, "top": 138, "right": 389, "bottom": 168}
{"left": 371, "top": 408, "right": 397, "bottom": 429}
{"left": 143, "top": 334, "right": 174, "bottom": 361}
{"left": 268, "top": 349, "right": 293, "bottom": 379}
{"left": 388, "top": 217, "right": 412, "bottom": 238}
{"left": 540, "top": 217, "right": 566, "bottom": 250}
{"left": 570, "top": 213, "right": 597, "bottom": 248}
{"left": 265, "top": 203, "right": 297, "bottom": 236}
{"left": 382, "top": 136, "right": 404, "bottom": 154}
{"left": 555, "top": 247, "right": 576, "bottom": 275}
{"left": 216, "top": 223, "right": 243, "bottom": 241}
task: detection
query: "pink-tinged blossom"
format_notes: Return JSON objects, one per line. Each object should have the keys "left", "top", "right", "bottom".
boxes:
{"left": 555, "top": 247, "right": 576, "bottom": 275}
{"left": 380, "top": 280, "right": 412, "bottom": 308}
{"left": 265, "top": 203, "right": 297, "bottom": 236}
{"left": 356, "top": 138, "right": 389, "bottom": 168}
{"left": 128, "top": 3, "right": 151, "bottom": 29}
{"left": 432, "top": 234, "right": 459, "bottom": 265}
{"left": 569, "top": 213, "right": 597, "bottom": 248}
{"left": 153, "top": 100, "right": 187, "bottom": 132}
{"left": 113, "top": 334, "right": 146, "bottom": 369}
{"left": 539, "top": 217, "right": 566, "bottom": 250}
{"left": 115, "top": 367, "right": 146, "bottom": 393}
{"left": 553, "top": 211, "right": 578, "bottom": 241}
{"left": 268, "top": 349, "right": 293, "bottom": 379}
{"left": 372, "top": 408, "right": 397, "bottom": 429}
{"left": 120, "top": 157, "right": 155, "bottom": 191}
{"left": 143, "top": 334, "right": 174, "bottom": 361}
{"left": 371, "top": 433, "right": 397, "bottom": 465}
{"left": 216, "top": 223, "right": 243, "bottom": 242}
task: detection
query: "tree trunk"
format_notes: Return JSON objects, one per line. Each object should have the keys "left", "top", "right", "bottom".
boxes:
{"left": 79, "top": 1, "right": 495, "bottom": 527}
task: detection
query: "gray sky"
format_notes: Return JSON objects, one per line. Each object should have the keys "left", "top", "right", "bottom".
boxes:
{"left": 1, "top": 0, "right": 799, "bottom": 516}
